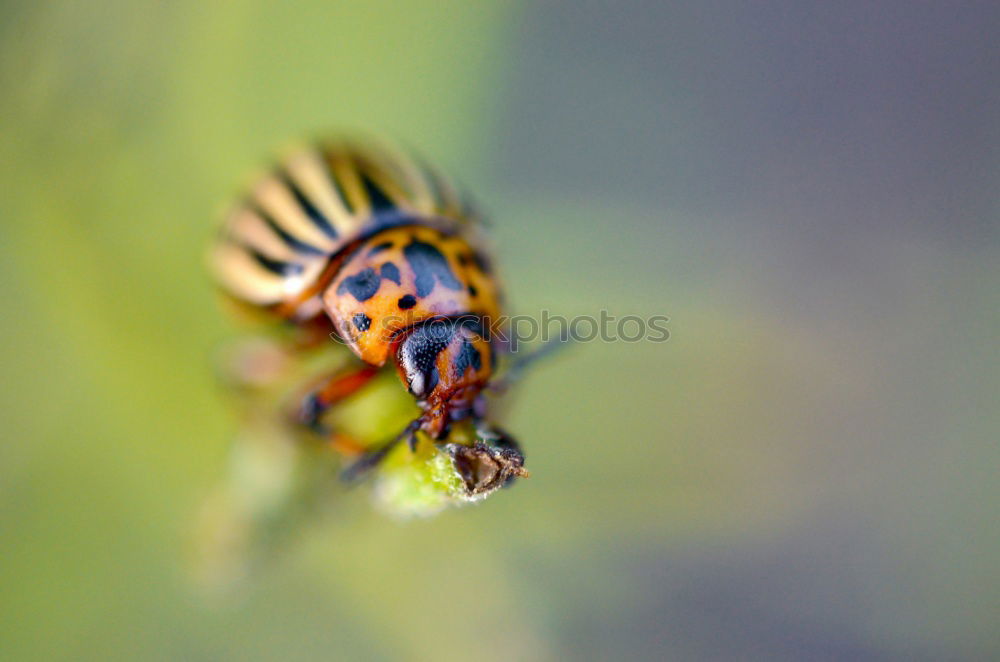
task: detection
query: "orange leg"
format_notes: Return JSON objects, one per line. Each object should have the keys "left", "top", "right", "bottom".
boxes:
{"left": 296, "top": 364, "right": 380, "bottom": 441}
{"left": 328, "top": 432, "right": 369, "bottom": 456}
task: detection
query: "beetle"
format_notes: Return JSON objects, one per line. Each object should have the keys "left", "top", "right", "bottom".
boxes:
{"left": 211, "top": 137, "right": 547, "bottom": 491}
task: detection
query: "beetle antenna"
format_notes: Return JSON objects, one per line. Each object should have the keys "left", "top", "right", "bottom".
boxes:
{"left": 488, "top": 336, "right": 572, "bottom": 394}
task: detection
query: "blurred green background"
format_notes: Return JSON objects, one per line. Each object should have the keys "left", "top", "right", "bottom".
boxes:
{"left": 1, "top": 1, "right": 997, "bottom": 660}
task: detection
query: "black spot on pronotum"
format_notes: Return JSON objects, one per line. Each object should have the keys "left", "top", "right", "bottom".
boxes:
{"left": 468, "top": 284, "right": 478, "bottom": 297}
{"left": 397, "top": 294, "right": 417, "bottom": 310}
{"left": 380, "top": 262, "right": 401, "bottom": 285}
{"left": 403, "top": 239, "right": 463, "bottom": 297}
{"left": 368, "top": 241, "right": 394, "bottom": 256}
{"left": 352, "top": 312, "right": 371, "bottom": 332}
{"left": 471, "top": 251, "right": 493, "bottom": 275}
{"left": 336, "top": 268, "right": 381, "bottom": 301}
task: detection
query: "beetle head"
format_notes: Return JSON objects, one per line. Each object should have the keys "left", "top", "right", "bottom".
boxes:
{"left": 395, "top": 317, "right": 493, "bottom": 436}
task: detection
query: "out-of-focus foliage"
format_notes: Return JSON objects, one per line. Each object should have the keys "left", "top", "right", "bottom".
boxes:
{"left": 1, "top": 2, "right": 997, "bottom": 660}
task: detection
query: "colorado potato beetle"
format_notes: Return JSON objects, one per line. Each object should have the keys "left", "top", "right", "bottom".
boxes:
{"left": 211, "top": 137, "right": 550, "bottom": 497}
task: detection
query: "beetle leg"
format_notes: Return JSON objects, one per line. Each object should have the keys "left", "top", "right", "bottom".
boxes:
{"left": 296, "top": 364, "right": 380, "bottom": 436}
{"left": 327, "top": 432, "right": 369, "bottom": 456}
{"left": 339, "top": 418, "right": 422, "bottom": 483}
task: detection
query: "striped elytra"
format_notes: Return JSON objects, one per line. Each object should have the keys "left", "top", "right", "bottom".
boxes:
{"left": 211, "top": 139, "right": 486, "bottom": 318}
